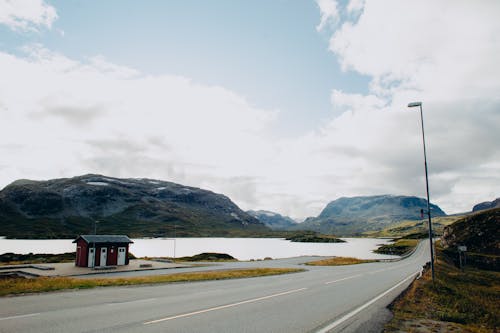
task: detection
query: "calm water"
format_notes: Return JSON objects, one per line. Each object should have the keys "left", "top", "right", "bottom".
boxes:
{"left": 0, "top": 237, "right": 396, "bottom": 261}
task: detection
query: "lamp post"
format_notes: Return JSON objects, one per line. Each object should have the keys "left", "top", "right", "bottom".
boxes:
{"left": 92, "top": 219, "right": 99, "bottom": 269}
{"left": 173, "top": 222, "right": 176, "bottom": 259}
{"left": 408, "top": 101, "right": 435, "bottom": 283}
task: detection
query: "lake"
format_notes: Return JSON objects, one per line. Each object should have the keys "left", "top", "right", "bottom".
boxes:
{"left": 0, "top": 237, "right": 396, "bottom": 261}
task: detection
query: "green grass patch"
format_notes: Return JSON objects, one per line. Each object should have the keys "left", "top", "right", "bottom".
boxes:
{"left": 0, "top": 268, "right": 304, "bottom": 296}
{"left": 141, "top": 252, "right": 237, "bottom": 263}
{"left": 374, "top": 238, "right": 419, "bottom": 255}
{"left": 305, "top": 257, "right": 376, "bottom": 266}
{"left": 174, "top": 252, "right": 237, "bottom": 262}
{"left": 385, "top": 246, "right": 500, "bottom": 332}
{"left": 285, "top": 231, "right": 345, "bottom": 243}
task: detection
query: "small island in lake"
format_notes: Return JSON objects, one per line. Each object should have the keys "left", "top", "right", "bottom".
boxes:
{"left": 286, "top": 232, "right": 345, "bottom": 243}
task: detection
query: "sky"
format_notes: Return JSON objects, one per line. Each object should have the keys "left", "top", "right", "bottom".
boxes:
{"left": 0, "top": 0, "right": 499, "bottom": 220}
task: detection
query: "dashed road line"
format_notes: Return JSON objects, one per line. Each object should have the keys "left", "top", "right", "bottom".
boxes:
{"left": 144, "top": 288, "right": 308, "bottom": 325}
{"left": 107, "top": 298, "right": 157, "bottom": 306}
{"left": 0, "top": 313, "right": 40, "bottom": 321}
{"left": 324, "top": 274, "right": 362, "bottom": 285}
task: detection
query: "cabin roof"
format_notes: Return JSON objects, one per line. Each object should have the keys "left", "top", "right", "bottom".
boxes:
{"left": 73, "top": 235, "right": 133, "bottom": 244}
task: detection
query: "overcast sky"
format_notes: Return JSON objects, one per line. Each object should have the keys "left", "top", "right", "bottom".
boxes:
{"left": 0, "top": 0, "right": 499, "bottom": 220}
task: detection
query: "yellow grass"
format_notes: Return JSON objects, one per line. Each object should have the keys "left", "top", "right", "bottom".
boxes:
{"left": 394, "top": 239, "right": 419, "bottom": 247}
{"left": 0, "top": 268, "right": 304, "bottom": 296}
{"left": 305, "top": 257, "right": 376, "bottom": 266}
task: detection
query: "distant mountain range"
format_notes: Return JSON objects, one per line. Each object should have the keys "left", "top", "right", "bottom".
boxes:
{"left": 295, "top": 195, "right": 446, "bottom": 236}
{"left": 0, "top": 174, "right": 269, "bottom": 239}
{"left": 246, "top": 210, "right": 298, "bottom": 230}
{"left": 4, "top": 174, "right": 491, "bottom": 239}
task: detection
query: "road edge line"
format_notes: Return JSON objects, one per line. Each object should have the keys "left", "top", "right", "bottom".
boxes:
{"left": 316, "top": 270, "right": 420, "bottom": 333}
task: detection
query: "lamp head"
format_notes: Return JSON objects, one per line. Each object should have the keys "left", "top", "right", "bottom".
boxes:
{"left": 408, "top": 102, "right": 422, "bottom": 108}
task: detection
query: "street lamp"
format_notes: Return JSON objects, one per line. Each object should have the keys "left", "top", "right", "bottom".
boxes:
{"left": 408, "top": 101, "right": 435, "bottom": 282}
{"left": 92, "top": 219, "right": 99, "bottom": 269}
{"left": 173, "top": 222, "right": 176, "bottom": 259}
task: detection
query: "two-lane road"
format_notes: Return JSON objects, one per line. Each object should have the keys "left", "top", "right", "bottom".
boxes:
{"left": 0, "top": 242, "right": 429, "bottom": 332}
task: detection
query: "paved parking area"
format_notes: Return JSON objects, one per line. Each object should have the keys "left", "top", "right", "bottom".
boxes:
{"left": 0, "top": 260, "right": 191, "bottom": 278}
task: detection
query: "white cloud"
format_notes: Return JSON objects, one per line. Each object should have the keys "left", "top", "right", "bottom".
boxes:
{"left": 0, "top": 0, "right": 57, "bottom": 31}
{"left": 1, "top": 38, "right": 497, "bottom": 218}
{"left": 316, "top": 0, "right": 500, "bottom": 213}
{"left": 0, "top": 46, "right": 278, "bottom": 214}
{"left": 346, "top": 0, "right": 365, "bottom": 14}
{"left": 330, "top": 1, "right": 500, "bottom": 100}
{"left": 0, "top": 1, "right": 498, "bottom": 221}
{"left": 315, "top": 0, "right": 339, "bottom": 31}
{"left": 331, "top": 90, "right": 386, "bottom": 112}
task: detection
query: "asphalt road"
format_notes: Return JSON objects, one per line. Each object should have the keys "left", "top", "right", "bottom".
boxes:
{"left": 0, "top": 242, "right": 429, "bottom": 333}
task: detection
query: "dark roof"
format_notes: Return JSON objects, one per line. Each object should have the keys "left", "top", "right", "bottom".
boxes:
{"left": 73, "top": 235, "right": 133, "bottom": 244}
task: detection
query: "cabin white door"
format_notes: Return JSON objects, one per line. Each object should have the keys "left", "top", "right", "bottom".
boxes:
{"left": 99, "top": 247, "right": 107, "bottom": 266}
{"left": 88, "top": 248, "right": 95, "bottom": 267}
{"left": 117, "top": 247, "right": 126, "bottom": 265}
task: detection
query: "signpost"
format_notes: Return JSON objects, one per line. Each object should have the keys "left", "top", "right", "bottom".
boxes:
{"left": 458, "top": 245, "right": 467, "bottom": 270}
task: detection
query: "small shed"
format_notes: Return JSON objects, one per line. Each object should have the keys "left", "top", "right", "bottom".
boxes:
{"left": 73, "top": 235, "right": 134, "bottom": 267}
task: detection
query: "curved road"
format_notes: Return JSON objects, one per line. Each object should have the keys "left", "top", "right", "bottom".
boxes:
{"left": 0, "top": 242, "right": 429, "bottom": 333}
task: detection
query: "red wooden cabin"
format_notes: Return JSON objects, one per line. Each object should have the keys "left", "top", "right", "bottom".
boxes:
{"left": 73, "top": 235, "right": 133, "bottom": 267}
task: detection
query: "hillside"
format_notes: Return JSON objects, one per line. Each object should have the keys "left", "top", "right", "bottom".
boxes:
{"left": 441, "top": 208, "right": 499, "bottom": 270}
{"left": 296, "top": 195, "right": 446, "bottom": 236}
{"left": 364, "top": 215, "right": 464, "bottom": 238}
{"left": 386, "top": 208, "right": 500, "bottom": 332}
{"left": 0, "top": 174, "right": 269, "bottom": 239}
{"left": 246, "top": 210, "right": 297, "bottom": 230}
{"left": 472, "top": 197, "right": 500, "bottom": 212}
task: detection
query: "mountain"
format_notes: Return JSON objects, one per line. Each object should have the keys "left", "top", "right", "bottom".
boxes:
{"left": 441, "top": 208, "right": 499, "bottom": 270}
{"left": 472, "top": 198, "right": 500, "bottom": 212}
{"left": 295, "top": 195, "right": 446, "bottom": 236}
{"left": 0, "top": 174, "right": 269, "bottom": 239}
{"left": 246, "top": 210, "right": 297, "bottom": 230}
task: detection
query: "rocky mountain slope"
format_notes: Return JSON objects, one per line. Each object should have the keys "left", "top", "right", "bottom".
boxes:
{"left": 472, "top": 197, "right": 500, "bottom": 212}
{"left": 0, "top": 174, "right": 268, "bottom": 238}
{"left": 296, "top": 195, "right": 446, "bottom": 236}
{"left": 441, "top": 208, "right": 499, "bottom": 270}
{"left": 441, "top": 208, "right": 499, "bottom": 255}
{"left": 246, "top": 210, "right": 297, "bottom": 230}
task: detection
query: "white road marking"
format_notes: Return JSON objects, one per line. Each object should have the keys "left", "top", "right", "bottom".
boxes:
{"left": 107, "top": 298, "right": 157, "bottom": 306}
{"left": 144, "top": 288, "right": 308, "bottom": 325}
{"left": 0, "top": 313, "right": 40, "bottom": 321}
{"left": 316, "top": 271, "right": 420, "bottom": 333}
{"left": 324, "top": 274, "right": 362, "bottom": 285}
{"left": 369, "top": 261, "right": 415, "bottom": 275}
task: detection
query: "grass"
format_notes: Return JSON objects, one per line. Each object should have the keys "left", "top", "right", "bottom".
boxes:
{"left": 0, "top": 268, "right": 304, "bottom": 297}
{"left": 385, "top": 245, "right": 500, "bottom": 332}
{"left": 285, "top": 231, "right": 345, "bottom": 243}
{"left": 174, "top": 252, "right": 237, "bottom": 262}
{"left": 374, "top": 238, "right": 419, "bottom": 255}
{"left": 305, "top": 257, "right": 377, "bottom": 266}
